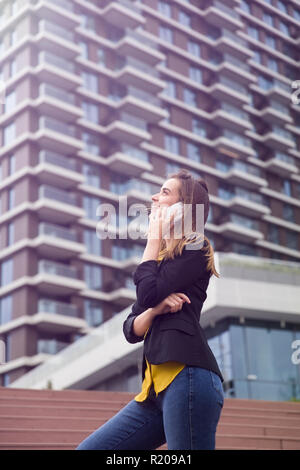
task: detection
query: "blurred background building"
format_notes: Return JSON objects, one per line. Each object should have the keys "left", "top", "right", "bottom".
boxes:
{"left": 0, "top": 0, "right": 299, "bottom": 401}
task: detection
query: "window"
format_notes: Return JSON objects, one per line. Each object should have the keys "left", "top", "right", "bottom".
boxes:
{"left": 263, "top": 13, "right": 274, "bottom": 26}
{"left": 187, "top": 142, "right": 201, "bottom": 162}
{"left": 164, "top": 134, "right": 179, "bottom": 154}
{"left": 159, "top": 25, "right": 173, "bottom": 43}
{"left": 277, "top": 1, "right": 287, "bottom": 14}
{"left": 83, "top": 163, "right": 101, "bottom": 188}
{"left": 83, "top": 196, "right": 101, "bottom": 220}
{"left": 5, "top": 90, "right": 16, "bottom": 114}
{"left": 8, "top": 187, "right": 14, "bottom": 210}
{"left": 79, "top": 41, "right": 88, "bottom": 60}
{"left": 183, "top": 88, "right": 197, "bottom": 107}
{"left": 286, "top": 231, "right": 298, "bottom": 250}
{"left": 82, "top": 101, "right": 99, "bottom": 124}
{"left": 187, "top": 40, "right": 201, "bottom": 57}
{"left": 3, "top": 122, "right": 15, "bottom": 146}
{"left": 282, "top": 179, "right": 292, "bottom": 197}
{"left": 84, "top": 300, "right": 103, "bottom": 327}
{"left": 84, "top": 264, "right": 102, "bottom": 290}
{"left": 9, "top": 59, "right": 16, "bottom": 77}
{"left": 282, "top": 204, "right": 295, "bottom": 223}
{"left": 84, "top": 229, "right": 102, "bottom": 256}
{"left": 279, "top": 21, "right": 289, "bottom": 36}
{"left": 82, "top": 132, "right": 101, "bottom": 155}
{"left": 1, "top": 258, "right": 13, "bottom": 286}
{"left": 163, "top": 80, "right": 176, "bottom": 98}
{"left": 268, "top": 224, "right": 279, "bottom": 244}
{"left": 189, "top": 66, "right": 203, "bottom": 84}
{"left": 192, "top": 118, "right": 207, "bottom": 137}
{"left": 248, "top": 26, "right": 259, "bottom": 40}
{"left": 97, "top": 48, "right": 105, "bottom": 67}
{"left": 0, "top": 295, "right": 12, "bottom": 325}
{"left": 158, "top": 1, "right": 171, "bottom": 17}
{"left": 265, "top": 35, "right": 276, "bottom": 48}
{"left": 7, "top": 222, "right": 14, "bottom": 246}
{"left": 267, "top": 58, "right": 278, "bottom": 72}
{"left": 82, "top": 72, "right": 98, "bottom": 93}
{"left": 8, "top": 155, "right": 15, "bottom": 175}
{"left": 179, "top": 10, "right": 191, "bottom": 27}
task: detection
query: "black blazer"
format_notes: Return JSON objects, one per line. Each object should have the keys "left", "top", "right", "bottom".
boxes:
{"left": 123, "top": 240, "right": 224, "bottom": 383}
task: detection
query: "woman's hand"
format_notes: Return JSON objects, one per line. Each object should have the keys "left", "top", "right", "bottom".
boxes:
{"left": 152, "top": 293, "right": 191, "bottom": 316}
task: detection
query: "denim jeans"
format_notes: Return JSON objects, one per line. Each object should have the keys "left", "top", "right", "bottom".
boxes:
{"left": 76, "top": 366, "right": 224, "bottom": 450}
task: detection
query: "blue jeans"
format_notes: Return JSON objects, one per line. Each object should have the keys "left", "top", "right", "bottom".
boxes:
{"left": 76, "top": 366, "right": 224, "bottom": 450}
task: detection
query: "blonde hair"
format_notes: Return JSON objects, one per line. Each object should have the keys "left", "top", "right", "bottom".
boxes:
{"left": 156, "top": 168, "right": 220, "bottom": 279}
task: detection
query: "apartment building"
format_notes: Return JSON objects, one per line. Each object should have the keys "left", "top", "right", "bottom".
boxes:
{"left": 1, "top": 0, "right": 300, "bottom": 400}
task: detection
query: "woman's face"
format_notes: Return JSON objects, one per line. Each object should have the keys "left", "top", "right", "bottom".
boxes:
{"left": 151, "top": 178, "right": 181, "bottom": 209}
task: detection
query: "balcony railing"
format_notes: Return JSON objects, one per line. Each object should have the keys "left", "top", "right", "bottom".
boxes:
{"left": 39, "top": 259, "right": 78, "bottom": 279}
{"left": 127, "top": 85, "right": 160, "bottom": 106}
{"left": 39, "top": 51, "right": 76, "bottom": 74}
{"left": 37, "top": 339, "right": 69, "bottom": 355}
{"left": 274, "top": 152, "right": 296, "bottom": 166}
{"left": 39, "top": 222, "right": 77, "bottom": 242}
{"left": 217, "top": 159, "right": 263, "bottom": 178}
{"left": 120, "top": 144, "right": 149, "bottom": 162}
{"left": 38, "top": 298, "right": 79, "bottom": 317}
{"left": 111, "top": 177, "right": 159, "bottom": 196}
{"left": 39, "top": 184, "right": 77, "bottom": 206}
{"left": 39, "top": 20, "right": 74, "bottom": 42}
{"left": 39, "top": 83, "right": 76, "bottom": 106}
{"left": 229, "top": 213, "right": 260, "bottom": 231}
{"left": 39, "top": 150, "right": 77, "bottom": 172}
{"left": 39, "top": 116, "right": 76, "bottom": 138}
{"left": 50, "top": 0, "right": 74, "bottom": 12}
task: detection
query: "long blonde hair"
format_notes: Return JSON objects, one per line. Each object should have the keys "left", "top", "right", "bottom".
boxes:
{"left": 156, "top": 168, "right": 220, "bottom": 278}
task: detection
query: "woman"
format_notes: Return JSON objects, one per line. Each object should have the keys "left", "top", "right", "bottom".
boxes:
{"left": 76, "top": 168, "right": 224, "bottom": 451}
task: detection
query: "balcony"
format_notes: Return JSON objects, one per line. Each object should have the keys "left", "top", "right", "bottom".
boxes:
{"left": 219, "top": 161, "right": 267, "bottom": 190}
{"left": 218, "top": 188, "right": 271, "bottom": 217}
{"left": 37, "top": 51, "right": 81, "bottom": 90}
{"left": 36, "top": 116, "right": 83, "bottom": 153}
{"left": 36, "top": 150, "right": 84, "bottom": 189}
{"left": 106, "top": 151, "right": 152, "bottom": 177}
{"left": 216, "top": 29, "right": 252, "bottom": 60}
{"left": 105, "top": 113, "right": 151, "bottom": 145}
{"left": 116, "top": 29, "right": 165, "bottom": 66}
{"left": 34, "top": 0, "right": 80, "bottom": 28}
{"left": 260, "top": 128, "right": 296, "bottom": 152}
{"left": 116, "top": 57, "right": 165, "bottom": 94}
{"left": 264, "top": 152, "right": 299, "bottom": 177}
{"left": 36, "top": 83, "right": 82, "bottom": 122}
{"left": 35, "top": 260, "right": 85, "bottom": 295}
{"left": 35, "top": 222, "right": 85, "bottom": 260}
{"left": 214, "top": 133, "right": 256, "bottom": 159}
{"left": 203, "top": 1, "right": 243, "bottom": 31}
{"left": 119, "top": 86, "right": 168, "bottom": 122}
{"left": 36, "top": 184, "right": 84, "bottom": 223}
{"left": 34, "top": 298, "right": 86, "bottom": 334}
{"left": 111, "top": 177, "right": 159, "bottom": 205}
{"left": 210, "top": 79, "right": 249, "bottom": 106}
{"left": 101, "top": 0, "right": 145, "bottom": 29}
{"left": 211, "top": 104, "right": 252, "bottom": 132}
{"left": 218, "top": 216, "right": 264, "bottom": 243}
{"left": 259, "top": 102, "right": 293, "bottom": 126}
{"left": 37, "top": 19, "right": 80, "bottom": 59}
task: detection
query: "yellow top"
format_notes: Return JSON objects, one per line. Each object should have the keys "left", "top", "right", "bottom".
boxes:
{"left": 134, "top": 358, "right": 185, "bottom": 402}
{"left": 134, "top": 327, "right": 185, "bottom": 402}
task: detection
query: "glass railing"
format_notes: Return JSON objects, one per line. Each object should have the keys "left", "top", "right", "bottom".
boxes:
{"left": 214, "top": 0, "right": 239, "bottom": 19}
{"left": 222, "top": 29, "right": 247, "bottom": 47}
{"left": 39, "top": 150, "right": 76, "bottom": 172}
{"left": 223, "top": 130, "right": 252, "bottom": 148}
{"left": 39, "top": 259, "right": 78, "bottom": 279}
{"left": 274, "top": 152, "right": 296, "bottom": 165}
{"left": 39, "top": 83, "right": 75, "bottom": 106}
{"left": 218, "top": 187, "right": 266, "bottom": 205}
{"left": 219, "top": 75, "right": 247, "bottom": 94}
{"left": 272, "top": 126, "right": 293, "bottom": 140}
{"left": 120, "top": 144, "right": 149, "bottom": 161}
{"left": 38, "top": 298, "right": 79, "bottom": 317}
{"left": 119, "top": 112, "right": 148, "bottom": 131}
{"left": 39, "top": 20, "right": 74, "bottom": 42}
{"left": 273, "top": 79, "right": 290, "bottom": 93}
{"left": 39, "top": 116, "right": 76, "bottom": 138}
{"left": 39, "top": 51, "right": 75, "bottom": 74}
{"left": 230, "top": 213, "right": 260, "bottom": 231}
{"left": 39, "top": 222, "right": 77, "bottom": 242}
{"left": 269, "top": 100, "right": 289, "bottom": 114}
{"left": 220, "top": 102, "right": 249, "bottom": 121}
{"left": 39, "top": 184, "right": 77, "bottom": 206}
{"left": 37, "top": 339, "right": 69, "bottom": 355}
{"left": 126, "top": 27, "right": 159, "bottom": 50}
{"left": 217, "top": 159, "right": 262, "bottom": 177}
{"left": 117, "top": 0, "right": 141, "bottom": 15}
{"left": 224, "top": 54, "right": 250, "bottom": 72}
{"left": 127, "top": 85, "right": 160, "bottom": 106}
{"left": 50, "top": 0, "right": 74, "bottom": 12}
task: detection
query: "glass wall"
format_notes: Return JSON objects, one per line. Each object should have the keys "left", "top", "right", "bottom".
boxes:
{"left": 207, "top": 319, "right": 300, "bottom": 401}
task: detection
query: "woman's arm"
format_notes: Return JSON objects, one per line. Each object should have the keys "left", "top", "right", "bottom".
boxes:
{"left": 132, "top": 308, "right": 157, "bottom": 337}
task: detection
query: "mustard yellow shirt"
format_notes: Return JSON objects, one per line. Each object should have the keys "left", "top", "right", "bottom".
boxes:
{"left": 134, "top": 327, "right": 185, "bottom": 402}
{"left": 134, "top": 358, "right": 185, "bottom": 402}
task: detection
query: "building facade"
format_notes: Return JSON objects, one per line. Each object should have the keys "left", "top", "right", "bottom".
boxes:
{"left": 0, "top": 0, "right": 300, "bottom": 400}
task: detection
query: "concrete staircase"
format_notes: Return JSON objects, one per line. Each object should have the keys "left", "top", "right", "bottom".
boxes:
{"left": 1, "top": 387, "right": 300, "bottom": 450}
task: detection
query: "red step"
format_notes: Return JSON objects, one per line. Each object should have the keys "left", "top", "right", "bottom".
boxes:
{"left": 0, "top": 387, "right": 299, "bottom": 450}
